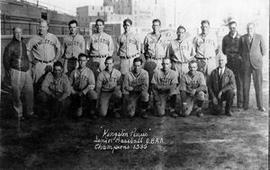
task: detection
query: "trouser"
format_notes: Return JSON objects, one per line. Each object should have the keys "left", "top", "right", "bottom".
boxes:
{"left": 70, "top": 89, "right": 97, "bottom": 112}
{"left": 153, "top": 89, "right": 178, "bottom": 116}
{"left": 171, "top": 62, "right": 189, "bottom": 76}
{"left": 181, "top": 90, "right": 205, "bottom": 116}
{"left": 211, "top": 89, "right": 235, "bottom": 114}
{"left": 124, "top": 91, "right": 149, "bottom": 117}
{"left": 64, "top": 58, "right": 78, "bottom": 76}
{"left": 196, "top": 57, "right": 217, "bottom": 78}
{"left": 227, "top": 55, "right": 243, "bottom": 107}
{"left": 38, "top": 91, "right": 70, "bottom": 118}
{"left": 99, "top": 90, "right": 122, "bottom": 117}
{"left": 120, "top": 57, "right": 135, "bottom": 75}
{"left": 87, "top": 57, "right": 106, "bottom": 79}
{"left": 144, "top": 58, "right": 162, "bottom": 82}
{"left": 10, "top": 69, "right": 34, "bottom": 117}
{"left": 243, "top": 64, "right": 263, "bottom": 109}
{"left": 32, "top": 61, "right": 53, "bottom": 83}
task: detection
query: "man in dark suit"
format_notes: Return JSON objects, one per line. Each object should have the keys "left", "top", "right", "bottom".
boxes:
{"left": 239, "top": 23, "right": 266, "bottom": 111}
{"left": 208, "top": 54, "right": 236, "bottom": 116}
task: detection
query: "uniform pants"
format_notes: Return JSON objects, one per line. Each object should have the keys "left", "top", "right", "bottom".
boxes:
{"left": 10, "top": 69, "right": 34, "bottom": 117}
{"left": 144, "top": 58, "right": 162, "bottom": 81}
{"left": 243, "top": 64, "right": 263, "bottom": 109}
{"left": 87, "top": 57, "right": 106, "bottom": 79}
{"left": 181, "top": 91, "right": 205, "bottom": 116}
{"left": 71, "top": 89, "right": 97, "bottom": 111}
{"left": 124, "top": 91, "right": 149, "bottom": 117}
{"left": 196, "top": 57, "right": 217, "bottom": 77}
{"left": 32, "top": 62, "right": 53, "bottom": 83}
{"left": 99, "top": 90, "right": 122, "bottom": 117}
{"left": 171, "top": 62, "right": 189, "bottom": 76}
{"left": 64, "top": 58, "right": 78, "bottom": 76}
{"left": 120, "top": 58, "right": 135, "bottom": 75}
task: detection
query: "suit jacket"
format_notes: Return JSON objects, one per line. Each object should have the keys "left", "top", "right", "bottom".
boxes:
{"left": 239, "top": 33, "right": 266, "bottom": 69}
{"left": 208, "top": 67, "right": 236, "bottom": 98}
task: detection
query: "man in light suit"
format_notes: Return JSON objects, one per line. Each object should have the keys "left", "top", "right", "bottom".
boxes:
{"left": 239, "top": 23, "right": 266, "bottom": 111}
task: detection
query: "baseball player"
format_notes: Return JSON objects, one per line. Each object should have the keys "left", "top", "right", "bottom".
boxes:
{"left": 193, "top": 20, "right": 219, "bottom": 77}
{"left": 39, "top": 61, "right": 71, "bottom": 119}
{"left": 123, "top": 57, "right": 149, "bottom": 118}
{"left": 117, "top": 19, "right": 141, "bottom": 75}
{"left": 144, "top": 19, "right": 167, "bottom": 80}
{"left": 3, "top": 27, "right": 35, "bottom": 119}
{"left": 88, "top": 19, "right": 114, "bottom": 78}
{"left": 179, "top": 60, "right": 207, "bottom": 117}
{"left": 27, "top": 19, "right": 61, "bottom": 85}
{"left": 69, "top": 53, "right": 97, "bottom": 118}
{"left": 96, "top": 57, "right": 122, "bottom": 118}
{"left": 62, "top": 20, "right": 85, "bottom": 76}
{"left": 151, "top": 57, "right": 179, "bottom": 117}
{"left": 166, "top": 25, "right": 195, "bottom": 77}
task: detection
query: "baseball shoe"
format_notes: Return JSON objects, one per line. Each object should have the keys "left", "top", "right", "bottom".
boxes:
{"left": 258, "top": 107, "right": 266, "bottom": 112}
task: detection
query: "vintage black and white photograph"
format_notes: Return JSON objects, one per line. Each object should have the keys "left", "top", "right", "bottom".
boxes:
{"left": 0, "top": 0, "right": 269, "bottom": 169}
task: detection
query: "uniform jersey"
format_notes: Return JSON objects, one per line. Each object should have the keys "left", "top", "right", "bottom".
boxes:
{"left": 123, "top": 69, "right": 149, "bottom": 94}
{"left": 180, "top": 71, "right": 207, "bottom": 93}
{"left": 96, "top": 68, "right": 122, "bottom": 93}
{"left": 151, "top": 68, "right": 178, "bottom": 87}
{"left": 27, "top": 33, "right": 61, "bottom": 61}
{"left": 41, "top": 72, "right": 71, "bottom": 98}
{"left": 89, "top": 32, "right": 114, "bottom": 56}
{"left": 143, "top": 33, "right": 167, "bottom": 59}
{"left": 63, "top": 33, "right": 85, "bottom": 59}
{"left": 117, "top": 32, "right": 141, "bottom": 57}
{"left": 69, "top": 67, "right": 95, "bottom": 94}
{"left": 193, "top": 33, "right": 218, "bottom": 59}
{"left": 166, "top": 39, "right": 195, "bottom": 63}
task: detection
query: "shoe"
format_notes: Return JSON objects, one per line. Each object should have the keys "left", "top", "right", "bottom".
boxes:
{"left": 114, "top": 112, "right": 121, "bottom": 118}
{"left": 258, "top": 107, "right": 266, "bottom": 112}
{"left": 243, "top": 106, "right": 249, "bottom": 111}
{"left": 141, "top": 113, "right": 148, "bottom": 119}
{"left": 171, "top": 113, "right": 178, "bottom": 118}
{"left": 197, "top": 112, "right": 204, "bottom": 117}
{"left": 76, "top": 107, "right": 83, "bottom": 117}
{"left": 225, "top": 111, "right": 233, "bottom": 116}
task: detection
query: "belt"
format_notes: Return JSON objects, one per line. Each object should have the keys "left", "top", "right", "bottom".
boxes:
{"left": 147, "top": 57, "right": 162, "bottom": 60}
{"left": 195, "top": 57, "right": 211, "bottom": 60}
{"left": 35, "top": 58, "right": 54, "bottom": 63}
{"left": 172, "top": 61, "right": 189, "bottom": 64}
{"left": 120, "top": 54, "right": 139, "bottom": 59}
{"left": 91, "top": 55, "right": 108, "bottom": 58}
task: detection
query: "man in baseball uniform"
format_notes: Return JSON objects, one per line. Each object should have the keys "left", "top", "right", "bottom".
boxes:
{"left": 179, "top": 60, "right": 207, "bottom": 117}
{"left": 96, "top": 57, "right": 122, "bottom": 118}
{"left": 144, "top": 19, "right": 167, "bottom": 80}
{"left": 69, "top": 53, "right": 97, "bottom": 118}
{"left": 88, "top": 19, "right": 114, "bottom": 78}
{"left": 166, "top": 25, "right": 195, "bottom": 77}
{"left": 3, "top": 27, "right": 35, "bottom": 119}
{"left": 117, "top": 19, "right": 141, "bottom": 75}
{"left": 62, "top": 20, "right": 85, "bottom": 76}
{"left": 193, "top": 20, "right": 219, "bottom": 77}
{"left": 27, "top": 19, "right": 61, "bottom": 86}
{"left": 123, "top": 57, "right": 149, "bottom": 118}
{"left": 151, "top": 58, "right": 179, "bottom": 117}
{"left": 39, "top": 61, "right": 71, "bottom": 119}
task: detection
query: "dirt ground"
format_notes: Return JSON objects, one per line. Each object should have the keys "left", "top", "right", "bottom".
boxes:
{"left": 0, "top": 80, "right": 268, "bottom": 170}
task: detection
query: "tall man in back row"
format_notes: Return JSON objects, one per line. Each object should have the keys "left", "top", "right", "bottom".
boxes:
{"left": 62, "top": 19, "right": 85, "bottom": 76}
{"left": 88, "top": 19, "right": 114, "bottom": 78}
{"left": 27, "top": 19, "right": 61, "bottom": 85}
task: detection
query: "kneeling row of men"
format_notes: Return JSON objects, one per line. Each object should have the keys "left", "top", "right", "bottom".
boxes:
{"left": 37, "top": 52, "right": 235, "bottom": 119}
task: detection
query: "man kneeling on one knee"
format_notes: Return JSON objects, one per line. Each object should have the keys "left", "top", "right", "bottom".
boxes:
{"left": 123, "top": 57, "right": 149, "bottom": 118}
{"left": 69, "top": 53, "right": 97, "bottom": 118}
{"left": 208, "top": 54, "right": 236, "bottom": 116}
{"left": 179, "top": 60, "right": 207, "bottom": 117}
{"left": 151, "top": 57, "right": 179, "bottom": 117}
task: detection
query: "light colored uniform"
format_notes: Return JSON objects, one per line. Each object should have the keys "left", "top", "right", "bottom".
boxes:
{"left": 193, "top": 33, "right": 218, "bottom": 75}
{"left": 62, "top": 33, "right": 85, "bottom": 74}
{"left": 123, "top": 69, "right": 149, "bottom": 116}
{"left": 27, "top": 33, "right": 61, "bottom": 83}
{"left": 117, "top": 32, "right": 141, "bottom": 75}
{"left": 151, "top": 68, "right": 178, "bottom": 116}
{"left": 89, "top": 32, "right": 114, "bottom": 72}
{"left": 166, "top": 39, "right": 195, "bottom": 75}
{"left": 179, "top": 71, "right": 207, "bottom": 115}
{"left": 143, "top": 33, "right": 167, "bottom": 76}
{"left": 96, "top": 68, "right": 122, "bottom": 116}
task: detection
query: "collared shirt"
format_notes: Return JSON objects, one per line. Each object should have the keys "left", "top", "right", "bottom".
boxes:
{"left": 151, "top": 68, "right": 178, "bottom": 86}
{"left": 89, "top": 32, "right": 114, "bottom": 56}
{"left": 193, "top": 33, "right": 218, "bottom": 59}
{"left": 222, "top": 32, "right": 240, "bottom": 57}
{"left": 166, "top": 39, "right": 195, "bottom": 63}
{"left": 41, "top": 72, "right": 71, "bottom": 98}
{"left": 180, "top": 71, "right": 206, "bottom": 93}
{"left": 63, "top": 33, "right": 85, "bottom": 59}
{"left": 96, "top": 68, "right": 122, "bottom": 92}
{"left": 117, "top": 32, "right": 141, "bottom": 57}
{"left": 143, "top": 32, "right": 167, "bottom": 59}
{"left": 219, "top": 67, "right": 225, "bottom": 76}
{"left": 27, "top": 33, "right": 61, "bottom": 62}
{"left": 70, "top": 67, "right": 95, "bottom": 94}
{"left": 123, "top": 69, "right": 149, "bottom": 94}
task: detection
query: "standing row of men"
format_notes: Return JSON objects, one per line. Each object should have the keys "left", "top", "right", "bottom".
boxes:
{"left": 3, "top": 18, "right": 266, "bottom": 120}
